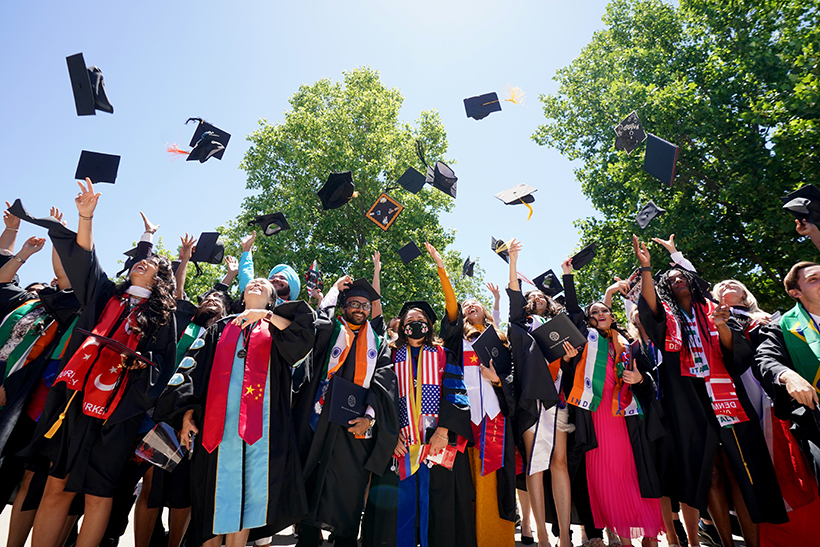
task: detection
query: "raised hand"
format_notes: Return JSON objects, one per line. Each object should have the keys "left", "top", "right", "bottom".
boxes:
{"left": 75, "top": 178, "right": 101, "bottom": 218}
{"left": 633, "top": 234, "right": 651, "bottom": 268}
{"left": 241, "top": 231, "right": 256, "bottom": 253}
{"left": 508, "top": 238, "right": 523, "bottom": 263}
{"left": 140, "top": 211, "right": 159, "bottom": 234}
{"left": 486, "top": 282, "right": 500, "bottom": 301}
{"left": 224, "top": 255, "right": 238, "bottom": 276}
{"left": 49, "top": 207, "right": 66, "bottom": 225}
{"left": 796, "top": 219, "right": 820, "bottom": 238}
{"left": 424, "top": 242, "right": 445, "bottom": 269}
{"left": 651, "top": 234, "right": 677, "bottom": 254}
{"left": 4, "top": 201, "right": 20, "bottom": 230}
{"left": 334, "top": 274, "right": 353, "bottom": 292}
{"left": 561, "top": 257, "right": 573, "bottom": 275}
{"left": 179, "top": 233, "right": 197, "bottom": 261}
{"left": 373, "top": 250, "right": 381, "bottom": 275}
{"left": 20, "top": 236, "right": 46, "bottom": 258}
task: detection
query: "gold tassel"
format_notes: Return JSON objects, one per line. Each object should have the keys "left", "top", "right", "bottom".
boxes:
{"left": 44, "top": 391, "right": 78, "bottom": 439}
{"left": 505, "top": 85, "right": 526, "bottom": 105}
{"left": 732, "top": 427, "right": 753, "bottom": 484}
{"left": 519, "top": 197, "right": 534, "bottom": 220}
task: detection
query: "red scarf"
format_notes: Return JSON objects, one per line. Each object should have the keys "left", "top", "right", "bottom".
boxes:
{"left": 202, "top": 321, "right": 272, "bottom": 453}
{"left": 662, "top": 300, "right": 748, "bottom": 427}
{"left": 54, "top": 295, "right": 140, "bottom": 419}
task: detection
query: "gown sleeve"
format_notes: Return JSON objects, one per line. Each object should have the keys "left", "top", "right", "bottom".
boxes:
{"left": 49, "top": 229, "right": 112, "bottom": 308}
{"left": 237, "top": 250, "right": 256, "bottom": 293}
{"left": 271, "top": 300, "right": 316, "bottom": 366}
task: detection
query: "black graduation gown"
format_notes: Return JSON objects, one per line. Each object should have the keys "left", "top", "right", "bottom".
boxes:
{"left": 755, "top": 320, "right": 820, "bottom": 487}
{"left": 362, "top": 346, "right": 476, "bottom": 547}
{"left": 20, "top": 232, "right": 177, "bottom": 497}
{"left": 291, "top": 304, "right": 399, "bottom": 538}
{"left": 153, "top": 301, "right": 314, "bottom": 546}
{"left": 638, "top": 295, "right": 787, "bottom": 522}
{"left": 0, "top": 285, "right": 80, "bottom": 509}
{"left": 439, "top": 305, "right": 517, "bottom": 522}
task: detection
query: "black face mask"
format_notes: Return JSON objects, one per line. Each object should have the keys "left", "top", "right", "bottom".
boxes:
{"left": 404, "top": 320, "right": 429, "bottom": 340}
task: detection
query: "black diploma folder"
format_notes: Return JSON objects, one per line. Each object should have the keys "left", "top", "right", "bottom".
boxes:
{"left": 530, "top": 312, "right": 587, "bottom": 362}
{"left": 328, "top": 375, "right": 368, "bottom": 426}
{"left": 471, "top": 324, "right": 512, "bottom": 376}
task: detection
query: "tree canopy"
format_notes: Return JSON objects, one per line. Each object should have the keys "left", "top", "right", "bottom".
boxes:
{"left": 533, "top": 0, "right": 819, "bottom": 311}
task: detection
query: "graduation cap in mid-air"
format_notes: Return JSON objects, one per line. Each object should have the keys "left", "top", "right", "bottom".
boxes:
{"left": 397, "top": 167, "right": 426, "bottom": 194}
{"left": 462, "top": 256, "right": 476, "bottom": 277}
{"left": 75, "top": 151, "right": 120, "bottom": 184}
{"left": 643, "top": 133, "right": 678, "bottom": 186}
{"left": 366, "top": 193, "right": 403, "bottom": 231}
{"left": 416, "top": 140, "right": 457, "bottom": 199}
{"left": 495, "top": 183, "right": 537, "bottom": 220}
{"left": 464, "top": 92, "right": 502, "bottom": 120}
{"left": 305, "top": 260, "right": 323, "bottom": 293}
{"left": 317, "top": 171, "right": 357, "bottom": 210}
{"left": 491, "top": 237, "right": 510, "bottom": 263}
{"left": 571, "top": 242, "right": 597, "bottom": 270}
{"left": 248, "top": 212, "right": 289, "bottom": 236}
{"left": 189, "top": 232, "right": 225, "bottom": 277}
{"left": 167, "top": 118, "right": 230, "bottom": 163}
{"left": 66, "top": 53, "right": 114, "bottom": 116}
{"left": 614, "top": 111, "right": 647, "bottom": 154}
{"left": 636, "top": 200, "right": 667, "bottom": 230}
{"left": 397, "top": 241, "right": 422, "bottom": 265}
{"left": 782, "top": 185, "right": 820, "bottom": 225}
{"left": 398, "top": 300, "right": 438, "bottom": 324}
{"left": 532, "top": 269, "right": 564, "bottom": 297}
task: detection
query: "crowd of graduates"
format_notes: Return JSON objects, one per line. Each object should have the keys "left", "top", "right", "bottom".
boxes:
{"left": 1, "top": 179, "right": 820, "bottom": 547}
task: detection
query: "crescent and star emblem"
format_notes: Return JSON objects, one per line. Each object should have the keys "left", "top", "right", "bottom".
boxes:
{"left": 94, "top": 374, "right": 118, "bottom": 392}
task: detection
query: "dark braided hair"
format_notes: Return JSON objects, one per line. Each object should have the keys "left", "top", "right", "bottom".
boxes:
{"left": 114, "top": 255, "right": 176, "bottom": 341}
{"left": 655, "top": 267, "right": 712, "bottom": 350}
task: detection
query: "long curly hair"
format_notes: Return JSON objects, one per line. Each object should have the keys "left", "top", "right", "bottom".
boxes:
{"left": 390, "top": 306, "right": 443, "bottom": 349}
{"left": 114, "top": 255, "right": 176, "bottom": 340}
{"left": 524, "top": 289, "right": 562, "bottom": 318}
{"left": 656, "top": 267, "right": 712, "bottom": 350}
{"left": 460, "top": 299, "right": 509, "bottom": 346}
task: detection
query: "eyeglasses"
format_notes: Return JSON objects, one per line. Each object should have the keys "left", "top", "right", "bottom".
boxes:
{"left": 345, "top": 301, "right": 372, "bottom": 311}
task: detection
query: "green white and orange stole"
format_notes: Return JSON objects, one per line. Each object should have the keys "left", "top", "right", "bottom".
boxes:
{"left": 780, "top": 303, "right": 820, "bottom": 397}
{"left": 568, "top": 329, "right": 642, "bottom": 417}
{"left": 310, "top": 318, "right": 380, "bottom": 430}
{"left": 0, "top": 299, "right": 58, "bottom": 385}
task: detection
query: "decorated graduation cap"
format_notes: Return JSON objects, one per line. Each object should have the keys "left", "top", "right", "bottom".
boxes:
{"left": 167, "top": 118, "right": 230, "bottom": 163}
{"left": 416, "top": 140, "right": 457, "bottom": 199}
{"left": 66, "top": 53, "right": 114, "bottom": 116}
{"left": 571, "top": 242, "right": 597, "bottom": 270}
{"left": 305, "top": 260, "right": 323, "bottom": 293}
{"left": 636, "top": 200, "right": 666, "bottom": 230}
{"left": 397, "top": 167, "right": 426, "bottom": 194}
{"left": 317, "top": 171, "right": 357, "bottom": 210}
{"left": 75, "top": 151, "right": 120, "bottom": 184}
{"left": 782, "top": 185, "right": 820, "bottom": 225}
{"left": 248, "top": 212, "right": 289, "bottom": 236}
{"left": 190, "top": 232, "right": 225, "bottom": 277}
{"left": 464, "top": 92, "right": 502, "bottom": 120}
{"left": 491, "top": 237, "right": 510, "bottom": 263}
{"left": 341, "top": 278, "right": 380, "bottom": 302}
{"left": 366, "top": 193, "right": 403, "bottom": 231}
{"left": 462, "top": 256, "right": 476, "bottom": 277}
{"left": 613, "top": 111, "right": 646, "bottom": 154}
{"left": 532, "top": 269, "right": 564, "bottom": 297}
{"left": 643, "top": 133, "right": 678, "bottom": 186}
{"left": 398, "top": 300, "right": 438, "bottom": 325}
{"left": 495, "top": 183, "right": 537, "bottom": 220}
{"left": 397, "top": 241, "right": 422, "bottom": 265}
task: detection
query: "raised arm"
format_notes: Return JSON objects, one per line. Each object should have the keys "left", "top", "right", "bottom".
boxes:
{"left": 487, "top": 282, "right": 501, "bottom": 324}
{"left": 651, "top": 233, "right": 697, "bottom": 273}
{"left": 634, "top": 234, "right": 658, "bottom": 316}
{"left": 795, "top": 220, "right": 820, "bottom": 253}
{"left": 507, "top": 238, "right": 522, "bottom": 292}
{"left": 0, "top": 236, "right": 45, "bottom": 283}
{"left": 221, "top": 255, "right": 238, "bottom": 287}
{"left": 603, "top": 277, "right": 630, "bottom": 309}
{"left": 74, "top": 178, "right": 101, "bottom": 251}
{"left": 371, "top": 250, "right": 383, "bottom": 318}
{"left": 426, "top": 242, "right": 457, "bottom": 323}
{"left": 48, "top": 208, "right": 71, "bottom": 290}
{"left": 174, "top": 233, "right": 196, "bottom": 300}
{"left": 1, "top": 201, "right": 20, "bottom": 253}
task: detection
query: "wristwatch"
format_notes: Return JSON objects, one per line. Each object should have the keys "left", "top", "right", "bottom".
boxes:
{"left": 365, "top": 413, "right": 376, "bottom": 427}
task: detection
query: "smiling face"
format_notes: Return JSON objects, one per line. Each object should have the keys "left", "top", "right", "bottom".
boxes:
{"left": 129, "top": 258, "right": 160, "bottom": 289}
{"left": 527, "top": 291, "right": 549, "bottom": 316}
{"left": 343, "top": 296, "right": 370, "bottom": 325}
{"left": 198, "top": 292, "right": 227, "bottom": 317}
{"left": 462, "top": 299, "right": 487, "bottom": 326}
{"left": 588, "top": 303, "right": 613, "bottom": 330}
{"left": 244, "top": 278, "right": 274, "bottom": 308}
{"left": 716, "top": 280, "right": 746, "bottom": 307}
{"left": 269, "top": 273, "right": 290, "bottom": 299}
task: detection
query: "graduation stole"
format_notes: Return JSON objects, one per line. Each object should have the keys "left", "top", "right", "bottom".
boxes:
{"left": 52, "top": 295, "right": 140, "bottom": 421}
{"left": 175, "top": 322, "right": 205, "bottom": 369}
{"left": 323, "top": 318, "right": 380, "bottom": 387}
{"left": 662, "top": 300, "right": 748, "bottom": 427}
{"left": 463, "top": 338, "right": 505, "bottom": 476}
{"left": 528, "top": 316, "right": 563, "bottom": 395}
{"left": 202, "top": 320, "right": 272, "bottom": 453}
{"left": 0, "top": 300, "right": 57, "bottom": 384}
{"left": 779, "top": 303, "right": 820, "bottom": 396}
{"left": 395, "top": 344, "right": 444, "bottom": 479}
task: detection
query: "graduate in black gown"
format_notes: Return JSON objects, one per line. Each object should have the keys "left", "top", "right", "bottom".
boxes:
{"left": 154, "top": 276, "right": 315, "bottom": 547}
{"left": 292, "top": 275, "right": 398, "bottom": 547}
{"left": 20, "top": 180, "right": 178, "bottom": 547}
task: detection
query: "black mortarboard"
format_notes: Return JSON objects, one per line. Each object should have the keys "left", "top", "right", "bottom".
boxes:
{"left": 248, "top": 212, "right": 290, "bottom": 236}
{"left": 186, "top": 118, "right": 230, "bottom": 162}
{"left": 317, "top": 171, "right": 356, "bottom": 210}
{"left": 491, "top": 237, "right": 510, "bottom": 263}
{"left": 66, "top": 53, "right": 114, "bottom": 116}
{"left": 366, "top": 193, "right": 403, "bottom": 231}
{"left": 397, "top": 241, "right": 422, "bottom": 265}
{"left": 426, "top": 162, "right": 458, "bottom": 199}
{"left": 397, "top": 167, "right": 426, "bottom": 194}
{"left": 571, "top": 242, "right": 597, "bottom": 270}
{"left": 532, "top": 269, "right": 564, "bottom": 297}
{"left": 464, "top": 92, "right": 502, "bottom": 120}
{"left": 8, "top": 199, "right": 75, "bottom": 238}
{"left": 494, "top": 183, "right": 537, "bottom": 205}
{"left": 614, "top": 111, "right": 646, "bottom": 154}
{"left": 75, "top": 150, "right": 120, "bottom": 184}
{"left": 782, "top": 185, "right": 820, "bottom": 225}
{"left": 341, "top": 278, "right": 381, "bottom": 302}
{"left": 643, "top": 133, "right": 678, "bottom": 186}
{"left": 190, "top": 232, "right": 225, "bottom": 265}
{"left": 462, "top": 256, "right": 475, "bottom": 277}
{"left": 636, "top": 200, "right": 666, "bottom": 230}
{"left": 116, "top": 240, "right": 153, "bottom": 277}
{"left": 398, "top": 300, "right": 438, "bottom": 325}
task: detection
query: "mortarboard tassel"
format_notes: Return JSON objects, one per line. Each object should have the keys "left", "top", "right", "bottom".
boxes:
{"left": 505, "top": 86, "right": 526, "bottom": 105}
{"left": 518, "top": 197, "right": 534, "bottom": 220}
{"left": 166, "top": 143, "right": 190, "bottom": 158}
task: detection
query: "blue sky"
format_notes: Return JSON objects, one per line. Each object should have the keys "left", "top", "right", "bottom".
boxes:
{"left": 1, "top": 0, "right": 611, "bottom": 314}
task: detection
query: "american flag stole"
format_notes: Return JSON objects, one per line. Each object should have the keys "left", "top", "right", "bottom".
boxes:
{"left": 395, "top": 345, "right": 443, "bottom": 447}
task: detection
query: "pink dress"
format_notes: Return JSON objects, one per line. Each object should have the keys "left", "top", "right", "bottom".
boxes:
{"left": 586, "top": 357, "right": 664, "bottom": 539}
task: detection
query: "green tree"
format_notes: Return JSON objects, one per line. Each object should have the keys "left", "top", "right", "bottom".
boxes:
{"left": 533, "top": 0, "right": 819, "bottom": 311}
{"left": 224, "top": 67, "right": 485, "bottom": 319}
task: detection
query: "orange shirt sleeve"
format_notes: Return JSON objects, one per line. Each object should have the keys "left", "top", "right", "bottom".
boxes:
{"left": 437, "top": 267, "right": 458, "bottom": 323}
